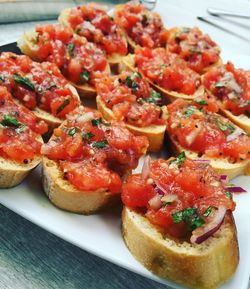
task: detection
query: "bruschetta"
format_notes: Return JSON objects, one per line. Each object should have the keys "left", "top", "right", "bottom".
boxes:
{"left": 58, "top": 3, "right": 127, "bottom": 70}
{"left": 0, "top": 52, "right": 80, "bottom": 129}
{"left": 166, "top": 26, "right": 222, "bottom": 74}
{"left": 166, "top": 97, "right": 250, "bottom": 179}
{"left": 0, "top": 86, "right": 46, "bottom": 187}
{"left": 122, "top": 48, "right": 204, "bottom": 102}
{"left": 41, "top": 106, "right": 148, "bottom": 214}
{"left": 113, "top": 1, "right": 168, "bottom": 51}
{"left": 96, "top": 71, "right": 167, "bottom": 152}
{"left": 17, "top": 24, "right": 110, "bottom": 98}
{"left": 122, "top": 154, "right": 239, "bottom": 289}
{"left": 203, "top": 61, "right": 250, "bottom": 133}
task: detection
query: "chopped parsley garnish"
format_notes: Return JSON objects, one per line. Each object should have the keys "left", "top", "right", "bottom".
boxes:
{"left": 172, "top": 207, "right": 205, "bottom": 231}
{"left": 15, "top": 124, "right": 27, "bottom": 134}
{"left": 56, "top": 98, "right": 70, "bottom": 114}
{"left": 215, "top": 118, "right": 228, "bottom": 131}
{"left": 123, "top": 76, "right": 139, "bottom": 93}
{"left": 227, "top": 122, "right": 235, "bottom": 134}
{"left": 91, "top": 118, "right": 110, "bottom": 127}
{"left": 203, "top": 206, "right": 214, "bottom": 217}
{"left": 184, "top": 106, "right": 196, "bottom": 117}
{"left": 13, "top": 74, "right": 35, "bottom": 91}
{"left": 92, "top": 139, "right": 108, "bottom": 149}
{"left": 170, "top": 151, "right": 186, "bottom": 167}
{"left": 66, "top": 43, "right": 75, "bottom": 57}
{"left": 1, "top": 114, "right": 21, "bottom": 127}
{"left": 74, "top": 28, "right": 81, "bottom": 34}
{"left": 82, "top": 131, "right": 94, "bottom": 140}
{"left": 147, "top": 90, "right": 162, "bottom": 105}
{"left": 80, "top": 71, "right": 90, "bottom": 83}
{"left": 161, "top": 64, "right": 168, "bottom": 69}
{"left": 141, "top": 14, "right": 148, "bottom": 26}
{"left": 189, "top": 48, "right": 202, "bottom": 54}
{"left": 215, "top": 82, "right": 225, "bottom": 88}
{"left": 195, "top": 99, "right": 208, "bottom": 105}
{"left": 135, "top": 72, "right": 142, "bottom": 79}
{"left": 239, "top": 100, "right": 250, "bottom": 108}
{"left": 0, "top": 75, "right": 4, "bottom": 81}
{"left": 225, "top": 191, "right": 232, "bottom": 199}
{"left": 68, "top": 127, "right": 77, "bottom": 136}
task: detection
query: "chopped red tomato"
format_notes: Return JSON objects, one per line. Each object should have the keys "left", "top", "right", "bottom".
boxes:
{"left": 67, "top": 3, "right": 127, "bottom": 56}
{"left": 0, "top": 53, "right": 79, "bottom": 119}
{"left": 42, "top": 106, "right": 148, "bottom": 193}
{"left": 34, "top": 24, "right": 109, "bottom": 86}
{"left": 114, "top": 1, "right": 168, "bottom": 48}
{"left": 135, "top": 47, "right": 201, "bottom": 95}
{"left": 203, "top": 62, "right": 250, "bottom": 116}
{"left": 167, "top": 98, "right": 250, "bottom": 160}
{"left": 0, "top": 86, "right": 43, "bottom": 162}
{"left": 122, "top": 156, "right": 235, "bottom": 238}
{"left": 96, "top": 71, "right": 164, "bottom": 127}
{"left": 167, "top": 27, "right": 220, "bottom": 73}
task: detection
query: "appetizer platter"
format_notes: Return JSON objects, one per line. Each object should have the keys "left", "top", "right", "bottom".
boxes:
{"left": 0, "top": 1, "right": 250, "bottom": 289}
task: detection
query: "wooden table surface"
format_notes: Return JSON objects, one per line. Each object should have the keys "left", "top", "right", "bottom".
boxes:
{"left": 0, "top": 1, "right": 249, "bottom": 289}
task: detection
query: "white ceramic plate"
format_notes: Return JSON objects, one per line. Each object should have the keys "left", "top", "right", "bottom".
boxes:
{"left": 0, "top": 1, "right": 250, "bottom": 289}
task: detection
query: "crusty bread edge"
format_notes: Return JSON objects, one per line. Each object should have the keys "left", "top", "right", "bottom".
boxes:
{"left": 96, "top": 95, "right": 167, "bottom": 152}
{"left": 122, "top": 207, "right": 239, "bottom": 289}
{"left": 42, "top": 156, "right": 119, "bottom": 214}
{"left": 121, "top": 54, "right": 204, "bottom": 102}
{"left": 168, "top": 134, "right": 250, "bottom": 180}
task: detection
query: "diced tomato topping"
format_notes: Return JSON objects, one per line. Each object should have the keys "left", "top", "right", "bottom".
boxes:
{"left": 122, "top": 157, "right": 235, "bottom": 238}
{"left": 96, "top": 71, "right": 164, "bottom": 127}
{"left": 114, "top": 1, "right": 168, "bottom": 48}
{"left": 167, "top": 27, "right": 220, "bottom": 73}
{"left": 167, "top": 98, "right": 250, "bottom": 160}
{"left": 135, "top": 47, "right": 201, "bottom": 95}
{"left": 68, "top": 3, "right": 127, "bottom": 55}
{"left": 42, "top": 106, "right": 148, "bottom": 193}
{"left": 0, "top": 52, "right": 80, "bottom": 119}
{"left": 203, "top": 62, "right": 250, "bottom": 116}
{"left": 34, "top": 23, "right": 109, "bottom": 86}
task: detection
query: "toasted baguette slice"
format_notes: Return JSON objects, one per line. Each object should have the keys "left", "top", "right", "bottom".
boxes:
{"left": 121, "top": 54, "right": 204, "bottom": 102}
{"left": 17, "top": 31, "right": 110, "bottom": 98}
{"left": 168, "top": 135, "right": 250, "bottom": 180}
{"left": 96, "top": 95, "right": 167, "bottom": 152}
{"left": 0, "top": 137, "right": 43, "bottom": 188}
{"left": 122, "top": 207, "right": 239, "bottom": 289}
{"left": 59, "top": 8, "right": 128, "bottom": 71}
{"left": 42, "top": 157, "right": 119, "bottom": 214}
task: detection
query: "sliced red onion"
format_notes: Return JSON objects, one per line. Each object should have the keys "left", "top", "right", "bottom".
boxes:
{"left": 226, "top": 126, "right": 244, "bottom": 142}
{"left": 226, "top": 186, "right": 247, "bottom": 193}
{"left": 220, "top": 175, "right": 228, "bottom": 181}
{"left": 148, "top": 194, "right": 162, "bottom": 210}
{"left": 153, "top": 181, "right": 167, "bottom": 195}
{"left": 142, "top": 155, "right": 151, "bottom": 180}
{"left": 190, "top": 205, "right": 226, "bottom": 244}
{"left": 193, "top": 159, "right": 210, "bottom": 163}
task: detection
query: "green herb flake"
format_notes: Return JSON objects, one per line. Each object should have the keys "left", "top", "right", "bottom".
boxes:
{"left": 92, "top": 139, "right": 108, "bottom": 149}
{"left": 1, "top": 114, "right": 21, "bottom": 127}
{"left": 227, "top": 122, "right": 235, "bottom": 134}
{"left": 80, "top": 71, "right": 90, "bottom": 84}
{"left": 189, "top": 48, "right": 202, "bottom": 54}
{"left": 135, "top": 72, "right": 142, "bottom": 79}
{"left": 0, "top": 75, "right": 4, "bottom": 81}
{"left": 13, "top": 74, "right": 35, "bottom": 91}
{"left": 147, "top": 90, "right": 162, "bottom": 105}
{"left": 188, "top": 216, "right": 205, "bottom": 231}
{"left": 225, "top": 191, "right": 232, "bottom": 199}
{"left": 74, "top": 28, "right": 81, "bottom": 34}
{"left": 91, "top": 118, "right": 103, "bottom": 126}
{"left": 82, "top": 131, "right": 94, "bottom": 140}
{"left": 215, "top": 118, "right": 228, "bottom": 132}
{"left": 66, "top": 43, "right": 75, "bottom": 57}
{"left": 184, "top": 106, "right": 196, "bottom": 117}
{"left": 170, "top": 151, "right": 186, "bottom": 167}
{"left": 203, "top": 206, "right": 214, "bottom": 217}
{"left": 15, "top": 124, "right": 27, "bottom": 134}
{"left": 56, "top": 98, "right": 70, "bottom": 114}
{"left": 215, "top": 82, "right": 225, "bottom": 88}
{"left": 68, "top": 127, "right": 77, "bottom": 136}
{"left": 195, "top": 99, "right": 208, "bottom": 105}
{"left": 124, "top": 76, "right": 133, "bottom": 87}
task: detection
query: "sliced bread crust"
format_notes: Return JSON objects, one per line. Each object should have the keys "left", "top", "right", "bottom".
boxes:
{"left": 122, "top": 207, "right": 239, "bottom": 289}
{"left": 96, "top": 95, "right": 167, "bottom": 152}
{"left": 121, "top": 54, "right": 204, "bottom": 102}
{"left": 42, "top": 157, "right": 119, "bottom": 214}
{"left": 168, "top": 135, "right": 250, "bottom": 180}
